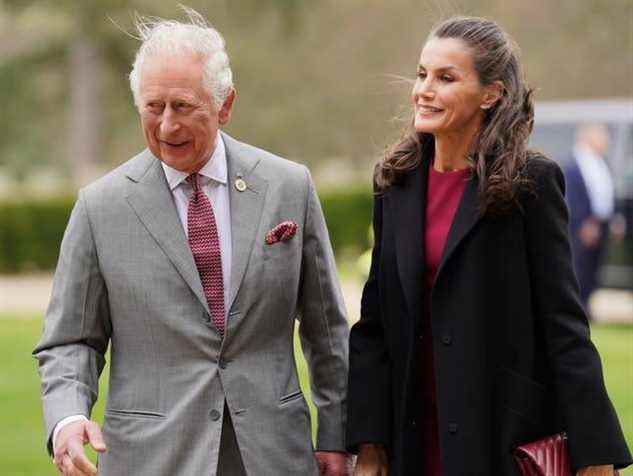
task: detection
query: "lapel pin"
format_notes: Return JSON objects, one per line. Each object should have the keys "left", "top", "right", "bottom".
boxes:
{"left": 234, "top": 177, "right": 247, "bottom": 192}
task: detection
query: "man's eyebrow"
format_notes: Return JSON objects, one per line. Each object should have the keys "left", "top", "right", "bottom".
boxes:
{"left": 171, "top": 95, "right": 200, "bottom": 103}
{"left": 140, "top": 94, "right": 162, "bottom": 101}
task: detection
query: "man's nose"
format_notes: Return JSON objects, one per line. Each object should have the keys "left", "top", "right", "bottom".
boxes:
{"left": 160, "top": 107, "right": 181, "bottom": 135}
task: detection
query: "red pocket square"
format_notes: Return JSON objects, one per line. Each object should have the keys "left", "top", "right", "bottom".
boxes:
{"left": 265, "top": 221, "right": 298, "bottom": 245}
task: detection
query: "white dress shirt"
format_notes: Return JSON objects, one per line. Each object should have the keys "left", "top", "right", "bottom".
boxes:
{"left": 52, "top": 132, "right": 232, "bottom": 452}
{"left": 161, "top": 132, "right": 232, "bottom": 317}
{"left": 574, "top": 145, "right": 615, "bottom": 220}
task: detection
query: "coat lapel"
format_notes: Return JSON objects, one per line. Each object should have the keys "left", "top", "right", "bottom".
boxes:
{"left": 435, "top": 174, "right": 481, "bottom": 280}
{"left": 125, "top": 150, "right": 211, "bottom": 315}
{"left": 386, "top": 160, "right": 428, "bottom": 321}
{"left": 386, "top": 154, "right": 482, "bottom": 319}
{"left": 222, "top": 133, "right": 269, "bottom": 311}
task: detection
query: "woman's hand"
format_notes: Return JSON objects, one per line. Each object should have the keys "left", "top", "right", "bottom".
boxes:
{"left": 353, "top": 443, "right": 388, "bottom": 476}
{"left": 577, "top": 465, "right": 616, "bottom": 476}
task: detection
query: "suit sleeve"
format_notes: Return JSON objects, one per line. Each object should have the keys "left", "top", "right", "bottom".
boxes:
{"left": 562, "top": 165, "right": 585, "bottom": 237}
{"left": 346, "top": 188, "right": 392, "bottom": 453}
{"left": 32, "top": 191, "right": 111, "bottom": 454}
{"left": 296, "top": 167, "right": 350, "bottom": 451}
{"left": 523, "top": 158, "right": 631, "bottom": 470}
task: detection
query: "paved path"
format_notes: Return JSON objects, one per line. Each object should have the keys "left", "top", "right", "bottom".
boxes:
{"left": 1, "top": 273, "right": 631, "bottom": 323}
{"left": 1, "top": 273, "right": 53, "bottom": 317}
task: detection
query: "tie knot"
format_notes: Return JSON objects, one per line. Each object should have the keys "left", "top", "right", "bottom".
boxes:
{"left": 186, "top": 173, "right": 200, "bottom": 192}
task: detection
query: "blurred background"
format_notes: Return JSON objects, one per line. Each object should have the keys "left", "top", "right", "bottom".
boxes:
{"left": 0, "top": 0, "right": 631, "bottom": 474}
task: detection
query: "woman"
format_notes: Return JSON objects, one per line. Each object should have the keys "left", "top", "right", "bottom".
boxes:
{"left": 346, "top": 16, "right": 631, "bottom": 476}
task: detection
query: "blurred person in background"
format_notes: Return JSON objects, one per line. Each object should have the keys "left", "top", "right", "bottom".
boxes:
{"left": 346, "top": 16, "right": 631, "bottom": 476}
{"left": 564, "top": 124, "right": 622, "bottom": 317}
{"left": 33, "top": 7, "right": 350, "bottom": 476}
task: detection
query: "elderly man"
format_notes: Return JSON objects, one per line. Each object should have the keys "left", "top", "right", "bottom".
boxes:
{"left": 34, "top": 8, "right": 349, "bottom": 476}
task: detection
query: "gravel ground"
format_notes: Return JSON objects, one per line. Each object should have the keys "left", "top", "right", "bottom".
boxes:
{"left": 1, "top": 273, "right": 630, "bottom": 323}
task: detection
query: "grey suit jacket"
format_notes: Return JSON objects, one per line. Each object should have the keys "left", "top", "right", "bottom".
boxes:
{"left": 34, "top": 132, "right": 349, "bottom": 475}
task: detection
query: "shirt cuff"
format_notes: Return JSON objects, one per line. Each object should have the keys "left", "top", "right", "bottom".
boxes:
{"left": 52, "top": 415, "right": 88, "bottom": 453}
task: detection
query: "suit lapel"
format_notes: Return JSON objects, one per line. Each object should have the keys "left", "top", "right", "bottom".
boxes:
{"left": 435, "top": 174, "right": 481, "bottom": 280}
{"left": 125, "top": 151, "right": 211, "bottom": 315}
{"left": 223, "top": 133, "right": 269, "bottom": 311}
{"left": 386, "top": 160, "right": 428, "bottom": 321}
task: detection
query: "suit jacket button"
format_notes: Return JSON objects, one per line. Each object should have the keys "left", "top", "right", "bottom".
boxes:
{"left": 448, "top": 423, "right": 458, "bottom": 434}
{"left": 442, "top": 334, "right": 452, "bottom": 346}
{"left": 210, "top": 409, "right": 221, "bottom": 421}
{"left": 219, "top": 360, "right": 228, "bottom": 369}
{"left": 411, "top": 419, "right": 417, "bottom": 428}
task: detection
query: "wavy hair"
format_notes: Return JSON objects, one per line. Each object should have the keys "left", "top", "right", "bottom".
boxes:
{"left": 129, "top": 6, "right": 233, "bottom": 109}
{"left": 376, "top": 16, "right": 535, "bottom": 215}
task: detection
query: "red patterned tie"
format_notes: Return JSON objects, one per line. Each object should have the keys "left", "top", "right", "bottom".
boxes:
{"left": 187, "top": 173, "right": 225, "bottom": 336}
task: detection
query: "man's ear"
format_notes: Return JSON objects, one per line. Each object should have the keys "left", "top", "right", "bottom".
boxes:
{"left": 480, "top": 80, "right": 504, "bottom": 110}
{"left": 218, "top": 88, "right": 236, "bottom": 125}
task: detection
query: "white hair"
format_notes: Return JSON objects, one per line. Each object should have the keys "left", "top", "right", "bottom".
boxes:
{"left": 129, "top": 6, "right": 233, "bottom": 109}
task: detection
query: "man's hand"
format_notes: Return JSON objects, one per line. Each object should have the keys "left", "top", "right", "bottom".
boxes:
{"left": 315, "top": 451, "right": 352, "bottom": 476}
{"left": 53, "top": 420, "right": 106, "bottom": 476}
{"left": 353, "top": 444, "right": 388, "bottom": 476}
{"left": 579, "top": 217, "right": 602, "bottom": 248}
{"left": 577, "top": 465, "right": 617, "bottom": 476}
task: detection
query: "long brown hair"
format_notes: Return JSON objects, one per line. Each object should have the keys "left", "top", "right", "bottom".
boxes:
{"left": 376, "top": 16, "right": 535, "bottom": 215}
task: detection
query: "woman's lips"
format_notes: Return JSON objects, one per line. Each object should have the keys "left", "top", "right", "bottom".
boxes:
{"left": 417, "top": 105, "right": 443, "bottom": 115}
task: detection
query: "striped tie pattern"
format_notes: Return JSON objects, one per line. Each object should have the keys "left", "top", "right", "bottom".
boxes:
{"left": 186, "top": 173, "right": 225, "bottom": 336}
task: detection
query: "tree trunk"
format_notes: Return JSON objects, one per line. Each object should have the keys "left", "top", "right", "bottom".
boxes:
{"left": 68, "top": 38, "right": 103, "bottom": 188}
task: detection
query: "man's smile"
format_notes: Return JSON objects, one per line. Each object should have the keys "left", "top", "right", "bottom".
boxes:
{"left": 161, "top": 139, "right": 190, "bottom": 147}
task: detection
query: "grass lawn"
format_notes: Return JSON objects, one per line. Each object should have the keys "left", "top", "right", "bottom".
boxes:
{"left": 2, "top": 315, "right": 631, "bottom": 475}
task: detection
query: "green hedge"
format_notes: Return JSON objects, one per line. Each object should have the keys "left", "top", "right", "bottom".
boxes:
{"left": 3, "top": 191, "right": 632, "bottom": 277}
{"left": 0, "top": 198, "right": 74, "bottom": 273}
{"left": 319, "top": 186, "right": 373, "bottom": 256}
{"left": 0, "top": 188, "right": 374, "bottom": 273}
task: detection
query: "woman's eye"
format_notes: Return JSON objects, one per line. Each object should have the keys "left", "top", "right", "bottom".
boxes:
{"left": 441, "top": 75, "right": 454, "bottom": 82}
{"left": 417, "top": 71, "right": 427, "bottom": 79}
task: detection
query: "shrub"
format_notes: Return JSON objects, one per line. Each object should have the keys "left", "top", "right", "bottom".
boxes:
{"left": 0, "top": 198, "right": 74, "bottom": 272}
{"left": 319, "top": 186, "right": 373, "bottom": 256}
{"left": 0, "top": 188, "right": 374, "bottom": 273}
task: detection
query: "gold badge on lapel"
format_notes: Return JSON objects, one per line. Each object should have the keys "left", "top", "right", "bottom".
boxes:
{"left": 234, "top": 178, "right": 247, "bottom": 192}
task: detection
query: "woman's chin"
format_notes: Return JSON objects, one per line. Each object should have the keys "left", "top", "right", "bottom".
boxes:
{"left": 413, "top": 122, "right": 439, "bottom": 135}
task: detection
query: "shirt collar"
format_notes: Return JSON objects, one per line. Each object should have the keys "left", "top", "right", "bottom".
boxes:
{"left": 574, "top": 145, "right": 603, "bottom": 165}
{"left": 161, "top": 131, "right": 228, "bottom": 191}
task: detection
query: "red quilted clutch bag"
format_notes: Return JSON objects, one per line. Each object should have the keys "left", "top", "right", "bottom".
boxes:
{"left": 513, "top": 433, "right": 572, "bottom": 476}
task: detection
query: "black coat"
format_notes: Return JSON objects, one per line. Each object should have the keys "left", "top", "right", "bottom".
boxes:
{"left": 347, "top": 155, "right": 631, "bottom": 475}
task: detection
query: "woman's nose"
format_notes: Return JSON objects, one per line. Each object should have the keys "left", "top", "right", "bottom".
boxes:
{"left": 413, "top": 78, "right": 435, "bottom": 100}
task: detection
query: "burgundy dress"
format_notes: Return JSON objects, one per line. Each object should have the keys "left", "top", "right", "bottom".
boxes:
{"left": 420, "top": 163, "right": 470, "bottom": 475}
